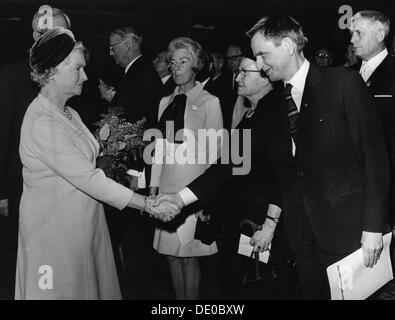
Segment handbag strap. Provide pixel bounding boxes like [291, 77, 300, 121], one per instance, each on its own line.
[250, 249, 276, 279]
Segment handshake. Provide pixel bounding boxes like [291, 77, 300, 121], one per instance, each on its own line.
[143, 192, 185, 222]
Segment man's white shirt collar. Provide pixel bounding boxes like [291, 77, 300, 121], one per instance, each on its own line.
[125, 55, 142, 74]
[285, 59, 310, 96]
[284, 59, 310, 156]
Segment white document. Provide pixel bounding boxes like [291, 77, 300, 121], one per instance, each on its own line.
[176, 214, 197, 246]
[327, 232, 393, 300]
[238, 234, 270, 264]
[126, 168, 146, 189]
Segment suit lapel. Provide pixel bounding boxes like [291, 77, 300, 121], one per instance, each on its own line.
[365, 54, 390, 87]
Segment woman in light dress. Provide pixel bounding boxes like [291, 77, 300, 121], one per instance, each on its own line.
[150, 37, 223, 299]
[16, 27, 177, 300]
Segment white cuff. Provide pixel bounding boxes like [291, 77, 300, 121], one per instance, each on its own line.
[178, 188, 198, 206]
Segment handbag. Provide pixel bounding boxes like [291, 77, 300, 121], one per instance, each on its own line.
[239, 219, 279, 300]
[194, 211, 222, 245]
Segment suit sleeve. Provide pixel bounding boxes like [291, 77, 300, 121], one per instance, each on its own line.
[0, 66, 15, 199]
[30, 117, 134, 210]
[344, 71, 390, 232]
[188, 96, 282, 208]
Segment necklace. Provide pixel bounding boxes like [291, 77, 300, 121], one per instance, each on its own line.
[58, 106, 72, 120]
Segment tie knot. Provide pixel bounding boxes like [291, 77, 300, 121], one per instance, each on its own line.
[283, 83, 293, 97]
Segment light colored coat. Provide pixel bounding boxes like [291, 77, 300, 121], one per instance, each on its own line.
[152, 83, 223, 257]
[16, 94, 133, 299]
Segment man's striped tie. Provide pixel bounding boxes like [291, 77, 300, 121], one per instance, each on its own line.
[284, 83, 299, 143]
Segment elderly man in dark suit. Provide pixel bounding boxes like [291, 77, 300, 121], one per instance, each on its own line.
[152, 50, 176, 97]
[350, 9, 395, 300]
[0, 5, 70, 298]
[155, 16, 390, 300]
[108, 26, 164, 299]
[350, 11, 395, 219]
[109, 26, 164, 128]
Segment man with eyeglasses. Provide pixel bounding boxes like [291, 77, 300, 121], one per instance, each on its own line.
[108, 26, 164, 299]
[152, 50, 176, 96]
[313, 48, 333, 67]
[0, 5, 71, 298]
[109, 26, 163, 129]
[214, 43, 243, 131]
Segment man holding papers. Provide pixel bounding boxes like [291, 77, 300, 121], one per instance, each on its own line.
[155, 16, 391, 300]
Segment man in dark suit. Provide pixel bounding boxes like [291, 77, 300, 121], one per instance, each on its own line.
[205, 51, 235, 130]
[248, 15, 390, 300]
[153, 50, 176, 97]
[0, 6, 70, 298]
[350, 10, 395, 219]
[350, 10, 395, 300]
[156, 16, 390, 300]
[109, 26, 164, 128]
[108, 26, 164, 299]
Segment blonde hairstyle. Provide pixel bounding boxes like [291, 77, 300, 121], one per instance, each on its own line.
[167, 37, 202, 71]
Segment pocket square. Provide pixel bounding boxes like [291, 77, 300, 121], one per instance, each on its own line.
[374, 95, 392, 98]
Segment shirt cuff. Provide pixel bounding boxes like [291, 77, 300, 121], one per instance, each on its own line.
[178, 188, 198, 206]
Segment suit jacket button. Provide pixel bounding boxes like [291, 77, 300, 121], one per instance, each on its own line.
[297, 171, 304, 177]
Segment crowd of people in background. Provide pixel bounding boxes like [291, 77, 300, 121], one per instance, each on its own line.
[0, 4, 394, 300]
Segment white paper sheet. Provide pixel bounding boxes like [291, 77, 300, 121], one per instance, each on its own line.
[237, 234, 270, 264]
[327, 232, 393, 300]
[126, 168, 146, 189]
[176, 214, 197, 246]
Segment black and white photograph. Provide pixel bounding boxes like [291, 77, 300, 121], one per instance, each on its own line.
[0, 0, 394, 306]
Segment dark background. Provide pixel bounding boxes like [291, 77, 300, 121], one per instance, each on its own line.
[0, 0, 394, 67]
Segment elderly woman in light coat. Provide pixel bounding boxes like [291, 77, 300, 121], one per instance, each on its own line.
[150, 37, 223, 300]
[16, 28, 177, 300]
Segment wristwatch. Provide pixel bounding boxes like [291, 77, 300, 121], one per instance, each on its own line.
[266, 215, 279, 223]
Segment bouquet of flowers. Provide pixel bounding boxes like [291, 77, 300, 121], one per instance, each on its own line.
[93, 107, 147, 188]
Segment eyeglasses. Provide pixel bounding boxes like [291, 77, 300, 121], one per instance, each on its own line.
[315, 53, 329, 59]
[109, 40, 124, 52]
[238, 69, 261, 77]
[226, 54, 242, 61]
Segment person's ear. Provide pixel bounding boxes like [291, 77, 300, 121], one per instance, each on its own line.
[33, 31, 40, 41]
[282, 37, 296, 56]
[376, 28, 386, 43]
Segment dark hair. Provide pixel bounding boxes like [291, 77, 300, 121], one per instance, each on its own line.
[246, 16, 308, 52]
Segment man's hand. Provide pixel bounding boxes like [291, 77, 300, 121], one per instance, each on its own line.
[250, 220, 276, 253]
[0, 199, 8, 217]
[150, 200, 180, 222]
[154, 193, 185, 211]
[361, 231, 383, 268]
